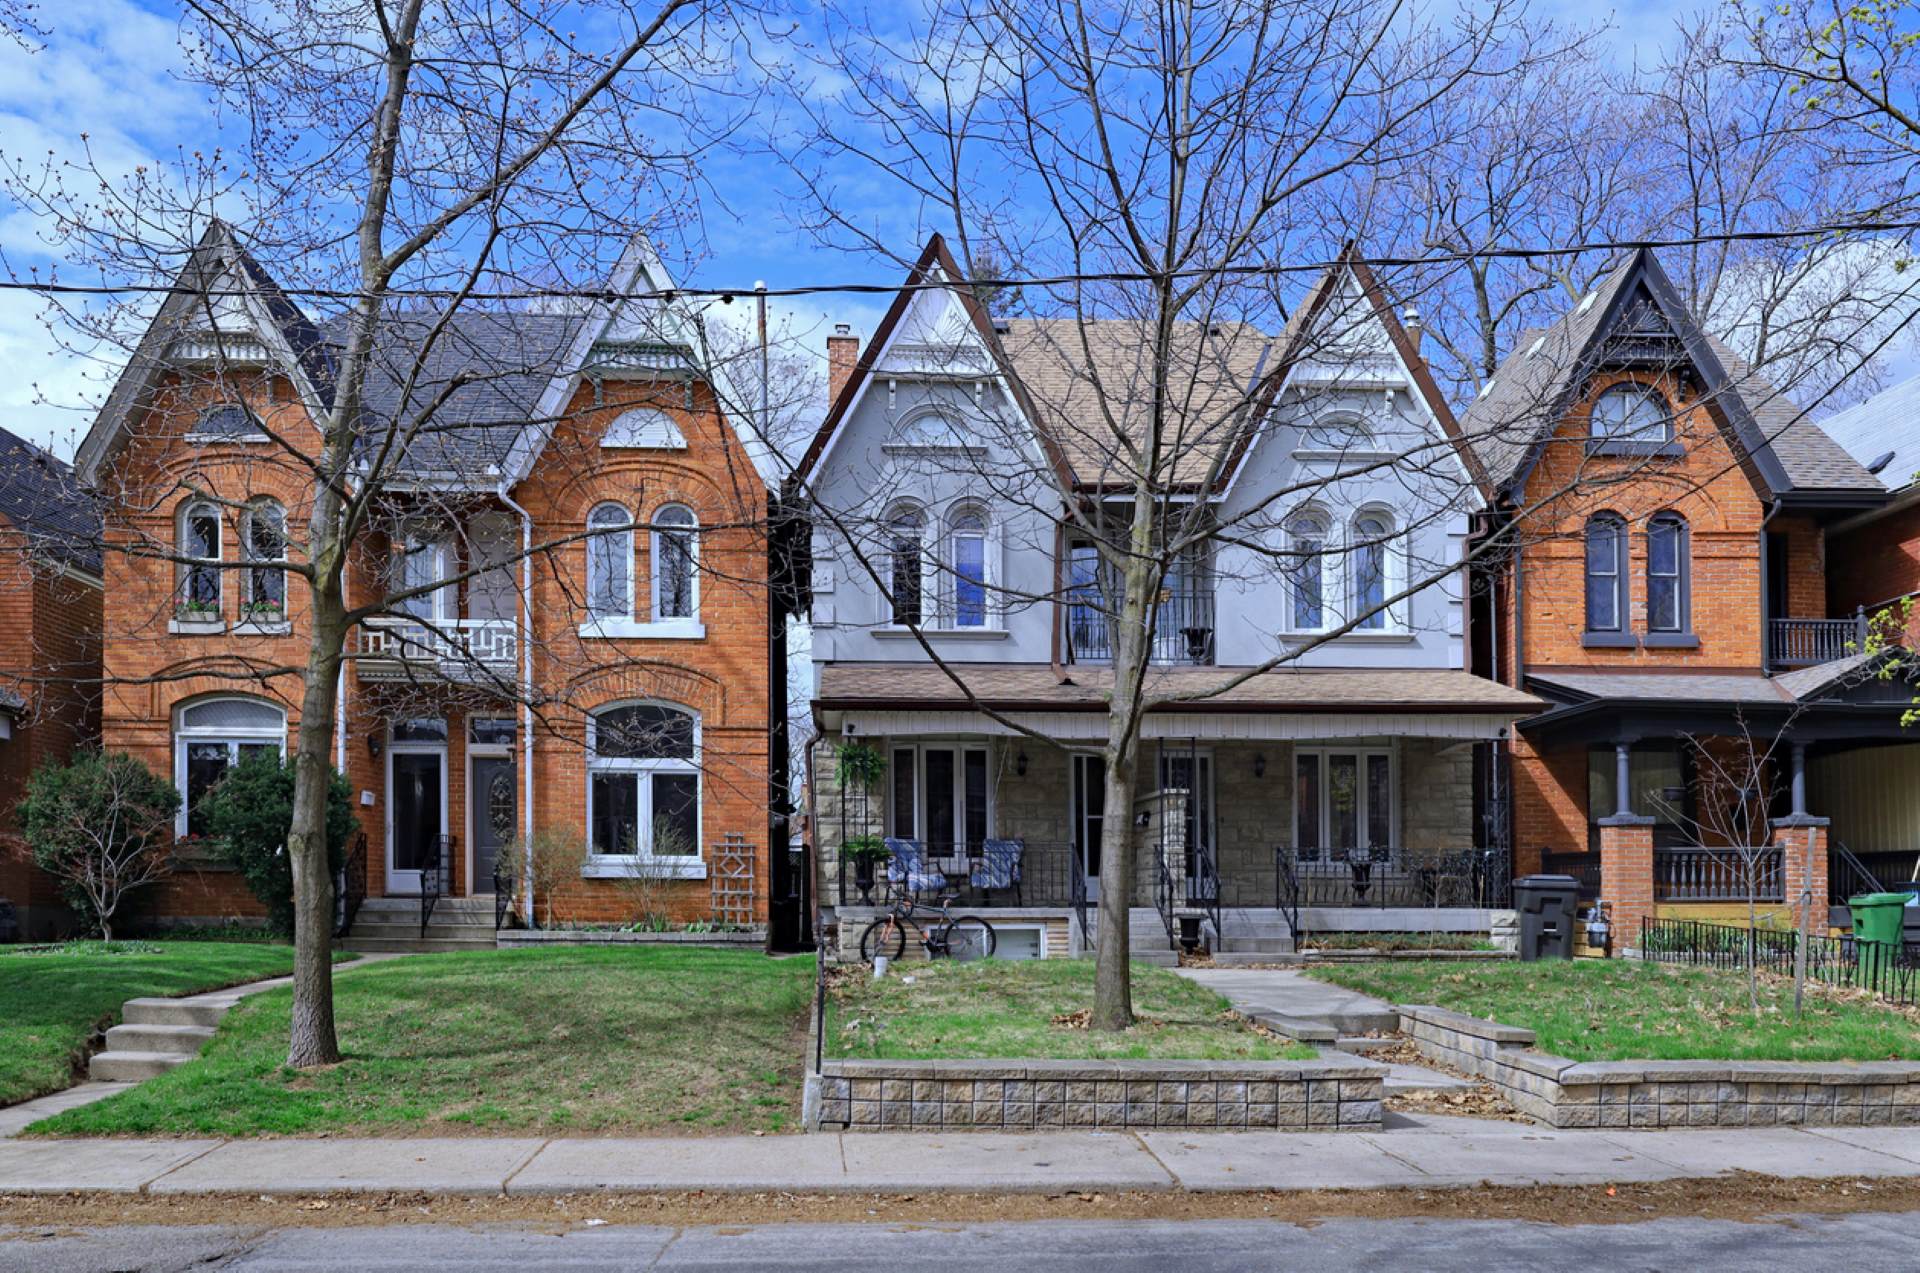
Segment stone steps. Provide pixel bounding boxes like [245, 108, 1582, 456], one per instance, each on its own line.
[122, 996, 231, 1029]
[89, 1051, 194, 1083]
[336, 935, 498, 954]
[342, 895, 502, 952]
[102, 1023, 215, 1056]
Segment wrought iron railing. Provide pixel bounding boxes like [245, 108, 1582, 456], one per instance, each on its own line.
[420, 834, 453, 936]
[1068, 842, 1094, 951]
[1066, 589, 1216, 666]
[1274, 847, 1301, 947]
[831, 840, 1081, 907]
[492, 855, 515, 931]
[1541, 850, 1602, 900]
[1190, 841, 1222, 946]
[1831, 847, 1920, 905]
[1640, 916, 1918, 1008]
[333, 833, 367, 939]
[1152, 845, 1177, 943]
[1767, 613, 1865, 668]
[1653, 846, 1782, 902]
[1274, 846, 1512, 910]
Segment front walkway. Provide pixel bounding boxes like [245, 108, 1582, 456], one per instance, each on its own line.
[2, 1124, 1920, 1194]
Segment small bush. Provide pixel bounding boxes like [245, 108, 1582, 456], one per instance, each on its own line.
[15, 750, 180, 940]
[199, 750, 358, 937]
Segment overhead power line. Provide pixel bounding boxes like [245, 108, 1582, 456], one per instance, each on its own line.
[2, 216, 1919, 304]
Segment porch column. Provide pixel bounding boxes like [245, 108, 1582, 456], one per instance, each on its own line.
[1598, 743, 1655, 954]
[1774, 813, 1830, 936]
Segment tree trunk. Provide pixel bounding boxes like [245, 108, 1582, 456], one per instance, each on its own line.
[286, 586, 349, 1067]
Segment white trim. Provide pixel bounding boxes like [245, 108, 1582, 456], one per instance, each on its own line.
[884, 740, 994, 850]
[650, 503, 700, 623]
[1291, 742, 1400, 851]
[584, 700, 705, 868]
[172, 696, 288, 836]
[602, 407, 688, 449]
[871, 626, 1008, 642]
[385, 726, 449, 895]
[579, 617, 707, 640]
[841, 709, 1517, 742]
[586, 501, 636, 622]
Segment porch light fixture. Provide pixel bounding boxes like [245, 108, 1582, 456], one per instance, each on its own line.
[1016, 750, 1028, 777]
[1253, 752, 1266, 778]
[367, 734, 383, 759]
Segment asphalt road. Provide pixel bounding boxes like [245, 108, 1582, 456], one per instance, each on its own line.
[4, 1213, 1919, 1272]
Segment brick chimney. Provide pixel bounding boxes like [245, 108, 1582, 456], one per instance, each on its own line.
[827, 323, 860, 404]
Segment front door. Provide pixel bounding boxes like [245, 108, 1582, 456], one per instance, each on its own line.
[470, 756, 514, 895]
[388, 750, 444, 894]
[1071, 753, 1105, 901]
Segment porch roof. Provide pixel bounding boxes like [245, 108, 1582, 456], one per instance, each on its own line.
[815, 662, 1539, 742]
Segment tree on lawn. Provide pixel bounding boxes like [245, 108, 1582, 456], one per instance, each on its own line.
[15, 751, 180, 941]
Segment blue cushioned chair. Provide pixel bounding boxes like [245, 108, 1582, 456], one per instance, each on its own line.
[883, 837, 947, 898]
[971, 838, 1024, 905]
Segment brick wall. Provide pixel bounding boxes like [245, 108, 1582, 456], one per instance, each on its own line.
[1829, 500, 1920, 643]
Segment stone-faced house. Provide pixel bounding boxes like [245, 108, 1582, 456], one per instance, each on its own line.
[0, 427, 103, 939]
[1457, 247, 1910, 946]
[795, 235, 1536, 961]
[75, 221, 796, 945]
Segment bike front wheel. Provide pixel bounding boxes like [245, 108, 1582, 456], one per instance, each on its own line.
[941, 916, 997, 962]
[859, 916, 908, 963]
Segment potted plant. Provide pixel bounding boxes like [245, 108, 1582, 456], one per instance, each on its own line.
[241, 599, 286, 624]
[843, 834, 888, 904]
[175, 597, 219, 622]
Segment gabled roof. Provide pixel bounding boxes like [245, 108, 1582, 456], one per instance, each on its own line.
[0, 425, 101, 574]
[1456, 248, 1884, 508]
[1817, 371, 1920, 494]
[77, 220, 335, 487]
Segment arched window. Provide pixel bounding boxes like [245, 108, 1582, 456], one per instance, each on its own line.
[587, 702, 700, 862]
[173, 696, 286, 836]
[1287, 511, 1327, 632]
[1351, 511, 1392, 631]
[651, 504, 698, 621]
[178, 501, 222, 619]
[948, 504, 989, 628]
[601, 408, 686, 450]
[243, 500, 286, 619]
[1589, 383, 1673, 445]
[190, 403, 262, 440]
[886, 504, 926, 626]
[1585, 514, 1627, 633]
[586, 502, 633, 621]
[1646, 513, 1689, 634]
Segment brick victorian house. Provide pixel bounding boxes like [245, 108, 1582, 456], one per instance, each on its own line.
[0, 427, 104, 939]
[74, 221, 796, 942]
[1459, 247, 1913, 946]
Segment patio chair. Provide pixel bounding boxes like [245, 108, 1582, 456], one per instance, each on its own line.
[882, 837, 948, 898]
[971, 838, 1025, 905]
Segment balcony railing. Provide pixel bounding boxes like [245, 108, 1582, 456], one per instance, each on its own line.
[353, 617, 518, 679]
[1653, 846, 1783, 902]
[1768, 612, 1866, 668]
[1066, 589, 1215, 666]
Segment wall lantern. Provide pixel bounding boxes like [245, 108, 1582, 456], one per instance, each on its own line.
[1253, 752, 1266, 778]
[367, 734, 384, 759]
[1015, 750, 1028, 777]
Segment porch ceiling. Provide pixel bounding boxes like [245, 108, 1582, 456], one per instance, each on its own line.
[833, 707, 1520, 741]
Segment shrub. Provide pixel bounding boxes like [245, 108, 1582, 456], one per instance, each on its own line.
[200, 750, 359, 937]
[497, 826, 590, 928]
[15, 751, 180, 940]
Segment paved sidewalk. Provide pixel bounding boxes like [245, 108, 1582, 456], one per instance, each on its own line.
[2, 1120, 1919, 1196]
[1173, 966, 1398, 1032]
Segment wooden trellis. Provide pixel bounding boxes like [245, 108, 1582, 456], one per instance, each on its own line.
[710, 832, 756, 927]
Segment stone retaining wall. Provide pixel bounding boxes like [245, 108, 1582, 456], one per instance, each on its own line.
[813, 1057, 1386, 1132]
[1401, 1004, 1920, 1128]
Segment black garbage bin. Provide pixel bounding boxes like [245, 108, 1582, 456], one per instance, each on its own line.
[1513, 873, 1578, 961]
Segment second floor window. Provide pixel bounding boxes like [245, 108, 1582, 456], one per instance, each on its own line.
[394, 533, 449, 621]
[949, 506, 988, 627]
[1351, 512, 1391, 631]
[587, 502, 634, 620]
[1589, 383, 1673, 446]
[1585, 514, 1626, 633]
[179, 501, 222, 616]
[243, 501, 286, 617]
[1287, 512, 1327, 631]
[888, 506, 925, 626]
[1647, 513, 1688, 633]
[652, 504, 698, 621]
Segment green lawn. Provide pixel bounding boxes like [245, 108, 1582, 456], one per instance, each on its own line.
[829, 959, 1318, 1061]
[0, 941, 306, 1107]
[1304, 959, 1920, 1062]
[33, 946, 813, 1137]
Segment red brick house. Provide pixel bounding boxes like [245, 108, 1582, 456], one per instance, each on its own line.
[1459, 248, 1911, 946]
[0, 426, 104, 939]
[73, 222, 797, 944]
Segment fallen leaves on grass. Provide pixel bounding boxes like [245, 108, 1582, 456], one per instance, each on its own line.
[1052, 1010, 1090, 1030]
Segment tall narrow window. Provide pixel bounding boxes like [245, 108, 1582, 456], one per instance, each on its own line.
[1066, 541, 1108, 659]
[243, 501, 286, 618]
[395, 533, 447, 621]
[586, 502, 633, 620]
[887, 506, 926, 626]
[1287, 512, 1326, 631]
[1647, 513, 1688, 633]
[1351, 512, 1390, 630]
[950, 507, 988, 627]
[651, 504, 697, 620]
[1585, 515, 1625, 633]
[179, 502, 222, 617]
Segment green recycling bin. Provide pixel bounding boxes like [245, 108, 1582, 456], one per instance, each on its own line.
[1849, 892, 1909, 990]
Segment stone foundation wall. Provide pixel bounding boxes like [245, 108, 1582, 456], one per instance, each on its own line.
[814, 1057, 1386, 1132]
[1402, 1005, 1920, 1128]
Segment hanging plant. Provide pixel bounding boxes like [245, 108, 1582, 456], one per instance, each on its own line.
[842, 834, 890, 863]
[836, 742, 885, 791]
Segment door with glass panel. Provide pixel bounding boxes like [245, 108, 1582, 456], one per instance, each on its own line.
[386, 720, 447, 893]
[1294, 748, 1393, 860]
[1071, 753, 1105, 901]
[889, 744, 988, 870]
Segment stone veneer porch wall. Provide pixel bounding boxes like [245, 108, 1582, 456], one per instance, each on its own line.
[813, 1056, 1387, 1132]
[1402, 1005, 1920, 1128]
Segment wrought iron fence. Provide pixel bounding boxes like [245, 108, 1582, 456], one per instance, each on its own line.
[492, 856, 515, 931]
[1274, 846, 1511, 946]
[419, 834, 453, 935]
[1831, 848, 1920, 905]
[1639, 915, 1918, 1008]
[1653, 846, 1783, 903]
[1541, 850, 1602, 900]
[333, 833, 367, 939]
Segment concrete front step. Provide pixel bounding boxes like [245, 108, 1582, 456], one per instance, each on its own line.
[346, 918, 499, 939]
[102, 1023, 215, 1056]
[1206, 952, 1302, 967]
[336, 936, 499, 954]
[89, 1051, 193, 1082]
[1214, 937, 1296, 954]
[121, 997, 230, 1028]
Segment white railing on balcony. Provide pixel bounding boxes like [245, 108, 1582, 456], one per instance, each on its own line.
[354, 618, 518, 674]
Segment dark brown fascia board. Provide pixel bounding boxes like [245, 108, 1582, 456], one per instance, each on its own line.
[813, 695, 1539, 715]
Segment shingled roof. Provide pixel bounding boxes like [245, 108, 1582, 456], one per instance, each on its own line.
[0, 425, 101, 573]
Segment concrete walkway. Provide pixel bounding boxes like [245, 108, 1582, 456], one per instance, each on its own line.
[1173, 966, 1399, 1035]
[2, 1121, 1920, 1195]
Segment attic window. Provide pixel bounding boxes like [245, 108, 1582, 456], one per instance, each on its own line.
[602, 408, 686, 450]
[190, 404, 264, 440]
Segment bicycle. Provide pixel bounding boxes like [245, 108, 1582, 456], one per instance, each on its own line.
[859, 890, 997, 963]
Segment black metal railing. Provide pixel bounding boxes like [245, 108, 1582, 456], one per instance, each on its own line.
[1541, 850, 1602, 900]
[1768, 612, 1866, 668]
[1831, 848, 1920, 905]
[1068, 842, 1094, 951]
[493, 856, 515, 931]
[420, 834, 453, 936]
[832, 840, 1083, 908]
[1066, 589, 1216, 666]
[1152, 846, 1177, 943]
[1274, 846, 1512, 910]
[1640, 916, 1918, 1008]
[1190, 842, 1222, 945]
[1653, 846, 1783, 902]
[334, 833, 367, 939]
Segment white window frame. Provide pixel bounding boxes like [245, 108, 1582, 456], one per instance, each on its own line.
[585, 501, 636, 622]
[650, 503, 701, 627]
[394, 530, 452, 622]
[945, 503, 993, 629]
[176, 500, 224, 626]
[886, 740, 993, 858]
[172, 696, 287, 836]
[185, 402, 269, 443]
[583, 701, 706, 878]
[1292, 744, 1398, 855]
[882, 502, 930, 629]
[1284, 510, 1330, 635]
[240, 499, 289, 629]
[1348, 507, 1404, 633]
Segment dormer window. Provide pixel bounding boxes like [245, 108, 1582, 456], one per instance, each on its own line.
[1589, 383, 1673, 448]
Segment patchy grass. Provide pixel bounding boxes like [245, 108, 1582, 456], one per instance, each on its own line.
[1304, 959, 1920, 1062]
[32, 946, 811, 1137]
[0, 941, 307, 1107]
[1301, 933, 1496, 953]
[828, 959, 1318, 1061]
